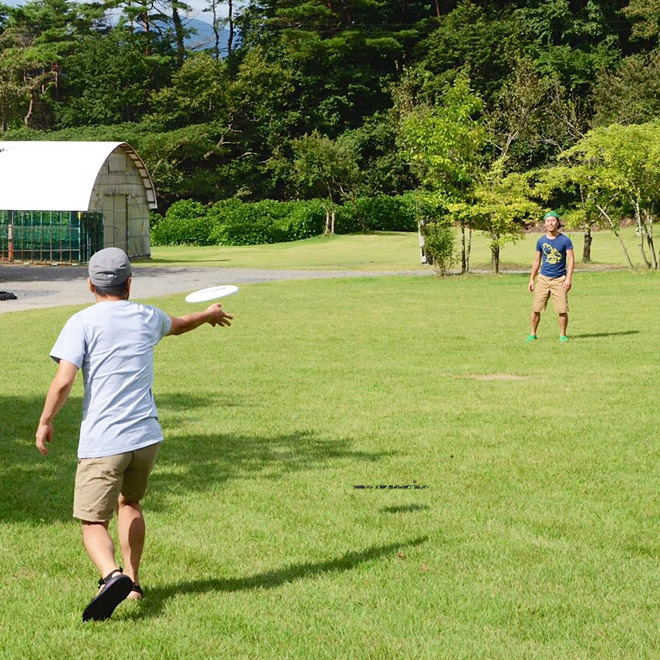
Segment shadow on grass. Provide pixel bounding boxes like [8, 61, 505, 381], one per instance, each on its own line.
[381, 504, 430, 514]
[139, 258, 232, 265]
[1, 392, 389, 523]
[569, 330, 640, 339]
[125, 536, 428, 621]
[1, 394, 82, 523]
[148, 427, 388, 513]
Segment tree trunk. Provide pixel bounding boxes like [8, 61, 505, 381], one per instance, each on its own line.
[491, 243, 500, 274]
[172, 3, 185, 67]
[211, 0, 221, 60]
[52, 62, 60, 102]
[582, 224, 592, 262]
[597, 204, 634, 268]
[227, 0, 234, 57]
[24, 90, 35, 127]
[635, 205, 651, 268]
[466, 226, 472, 273]
[323, 205, 331, 235]
[643, 210, 657, 269]
[143, 11, 151, 56]
[460, 223, 472, 273]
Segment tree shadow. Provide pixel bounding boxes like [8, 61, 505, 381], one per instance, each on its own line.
[1, 392, 389, 523]
[148, 427, 388, 513]
[1, 394, 83, 523]
[569, 330, 640, 339]
[0, 265, 88, 283]
[122, 536, 429, 621]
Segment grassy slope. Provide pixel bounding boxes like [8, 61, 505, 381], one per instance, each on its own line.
[2, 266, 660, 658]
[141, 226, 643, 271]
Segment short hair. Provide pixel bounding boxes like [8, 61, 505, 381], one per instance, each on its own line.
[93, 278, 130, 299]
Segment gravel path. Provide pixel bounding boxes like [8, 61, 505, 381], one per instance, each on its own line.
[0, 264, 430, 314]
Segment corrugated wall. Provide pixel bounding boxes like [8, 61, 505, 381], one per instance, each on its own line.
[89, 147, 151, 258]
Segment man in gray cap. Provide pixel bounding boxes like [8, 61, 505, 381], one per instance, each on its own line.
[35, 247, 232, 622]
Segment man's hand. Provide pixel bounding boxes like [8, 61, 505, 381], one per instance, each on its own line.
[168, 304, 234, 335]
[206, 303, 233, 327]
[35, 359, 77, 455]
[528, 279, 535, 292]
[564, 279, 572, 292]
[36, 422, 54, 455]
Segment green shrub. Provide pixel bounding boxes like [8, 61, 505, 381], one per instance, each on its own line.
[149, 196, 414, 247]
[209, 200, 285, 245]
[151, 199, 217, 246]
[208, 199, 325, 246]
[281, 200, 326, 240]
[421, 221, 456, 275]
[335, 195, 418, 234]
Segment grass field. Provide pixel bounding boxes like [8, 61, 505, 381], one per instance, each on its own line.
[3, 250, 660, 657]
[142, 225, 644, 271]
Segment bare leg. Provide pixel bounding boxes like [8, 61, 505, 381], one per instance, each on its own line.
[118, 495, 145, 599]
[81, 521, 120, 579]
[530, 311, 541, 336]
[559, 313, 568, 337]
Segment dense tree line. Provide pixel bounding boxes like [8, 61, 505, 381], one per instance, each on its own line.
[2, 0, 660, 268]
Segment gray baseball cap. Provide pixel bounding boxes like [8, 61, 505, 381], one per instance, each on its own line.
[88, 248, 132, 287]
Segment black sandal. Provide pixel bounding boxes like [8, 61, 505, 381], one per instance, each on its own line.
[82, 569, 133, 622]
[131, 583, 144, 597]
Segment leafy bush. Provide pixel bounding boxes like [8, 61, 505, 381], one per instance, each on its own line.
[209, 200, 285, 245]
[421, 221, 456, 275]
[208, 199, 325, 245]
[281, 200, 326, 240]
[335, 195, 418, 234]
[151, 199, 217, 246]
[412, 193, 455, 275]
[149, 196, 414, 247]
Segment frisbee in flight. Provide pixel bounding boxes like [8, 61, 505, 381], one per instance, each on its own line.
[185, 285, 239, 303]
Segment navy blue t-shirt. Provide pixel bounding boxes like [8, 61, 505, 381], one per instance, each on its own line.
[536, 233, 573, 278]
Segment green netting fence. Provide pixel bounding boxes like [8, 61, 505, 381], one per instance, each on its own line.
[0, 211, 103, 263]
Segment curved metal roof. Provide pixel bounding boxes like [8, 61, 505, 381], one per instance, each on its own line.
[0, 141, 157, 211]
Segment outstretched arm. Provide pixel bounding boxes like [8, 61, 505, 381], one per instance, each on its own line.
[167, 303, 233, 336]
[36, 359, 78, 455]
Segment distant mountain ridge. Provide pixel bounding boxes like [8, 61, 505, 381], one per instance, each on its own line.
[185, 18, 233, 54]
[1, 0, 232, 55]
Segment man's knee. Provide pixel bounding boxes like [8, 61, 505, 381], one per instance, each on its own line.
[118, 494, 141, 510]
[82, 520, 110, 529]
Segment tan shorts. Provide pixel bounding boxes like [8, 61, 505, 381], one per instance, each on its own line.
[73, 442, 160, 522]
[533, 274, 569, 314]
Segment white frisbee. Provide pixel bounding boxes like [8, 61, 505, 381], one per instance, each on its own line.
[185, 284, 239, 303]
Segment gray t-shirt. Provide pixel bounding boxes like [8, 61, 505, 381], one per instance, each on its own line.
[50, 300, 172, 459]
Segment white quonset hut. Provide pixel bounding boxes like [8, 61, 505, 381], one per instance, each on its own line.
[0, 141, 157, 263]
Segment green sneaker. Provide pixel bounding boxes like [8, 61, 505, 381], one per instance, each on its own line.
[559, 335, 569, 343]
[525, 334, 537, 342]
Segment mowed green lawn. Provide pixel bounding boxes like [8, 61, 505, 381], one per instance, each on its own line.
[142, 225, 643, 271]
[2, 266, 660, 658]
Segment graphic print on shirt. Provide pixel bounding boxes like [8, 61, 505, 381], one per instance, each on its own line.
[542, 243, 562, 264]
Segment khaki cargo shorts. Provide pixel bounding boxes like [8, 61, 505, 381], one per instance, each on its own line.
[73, 442, 160, 522]
[533, 274, 569, 314]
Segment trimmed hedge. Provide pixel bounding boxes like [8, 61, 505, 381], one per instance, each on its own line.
[150, 195, 417, 247]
